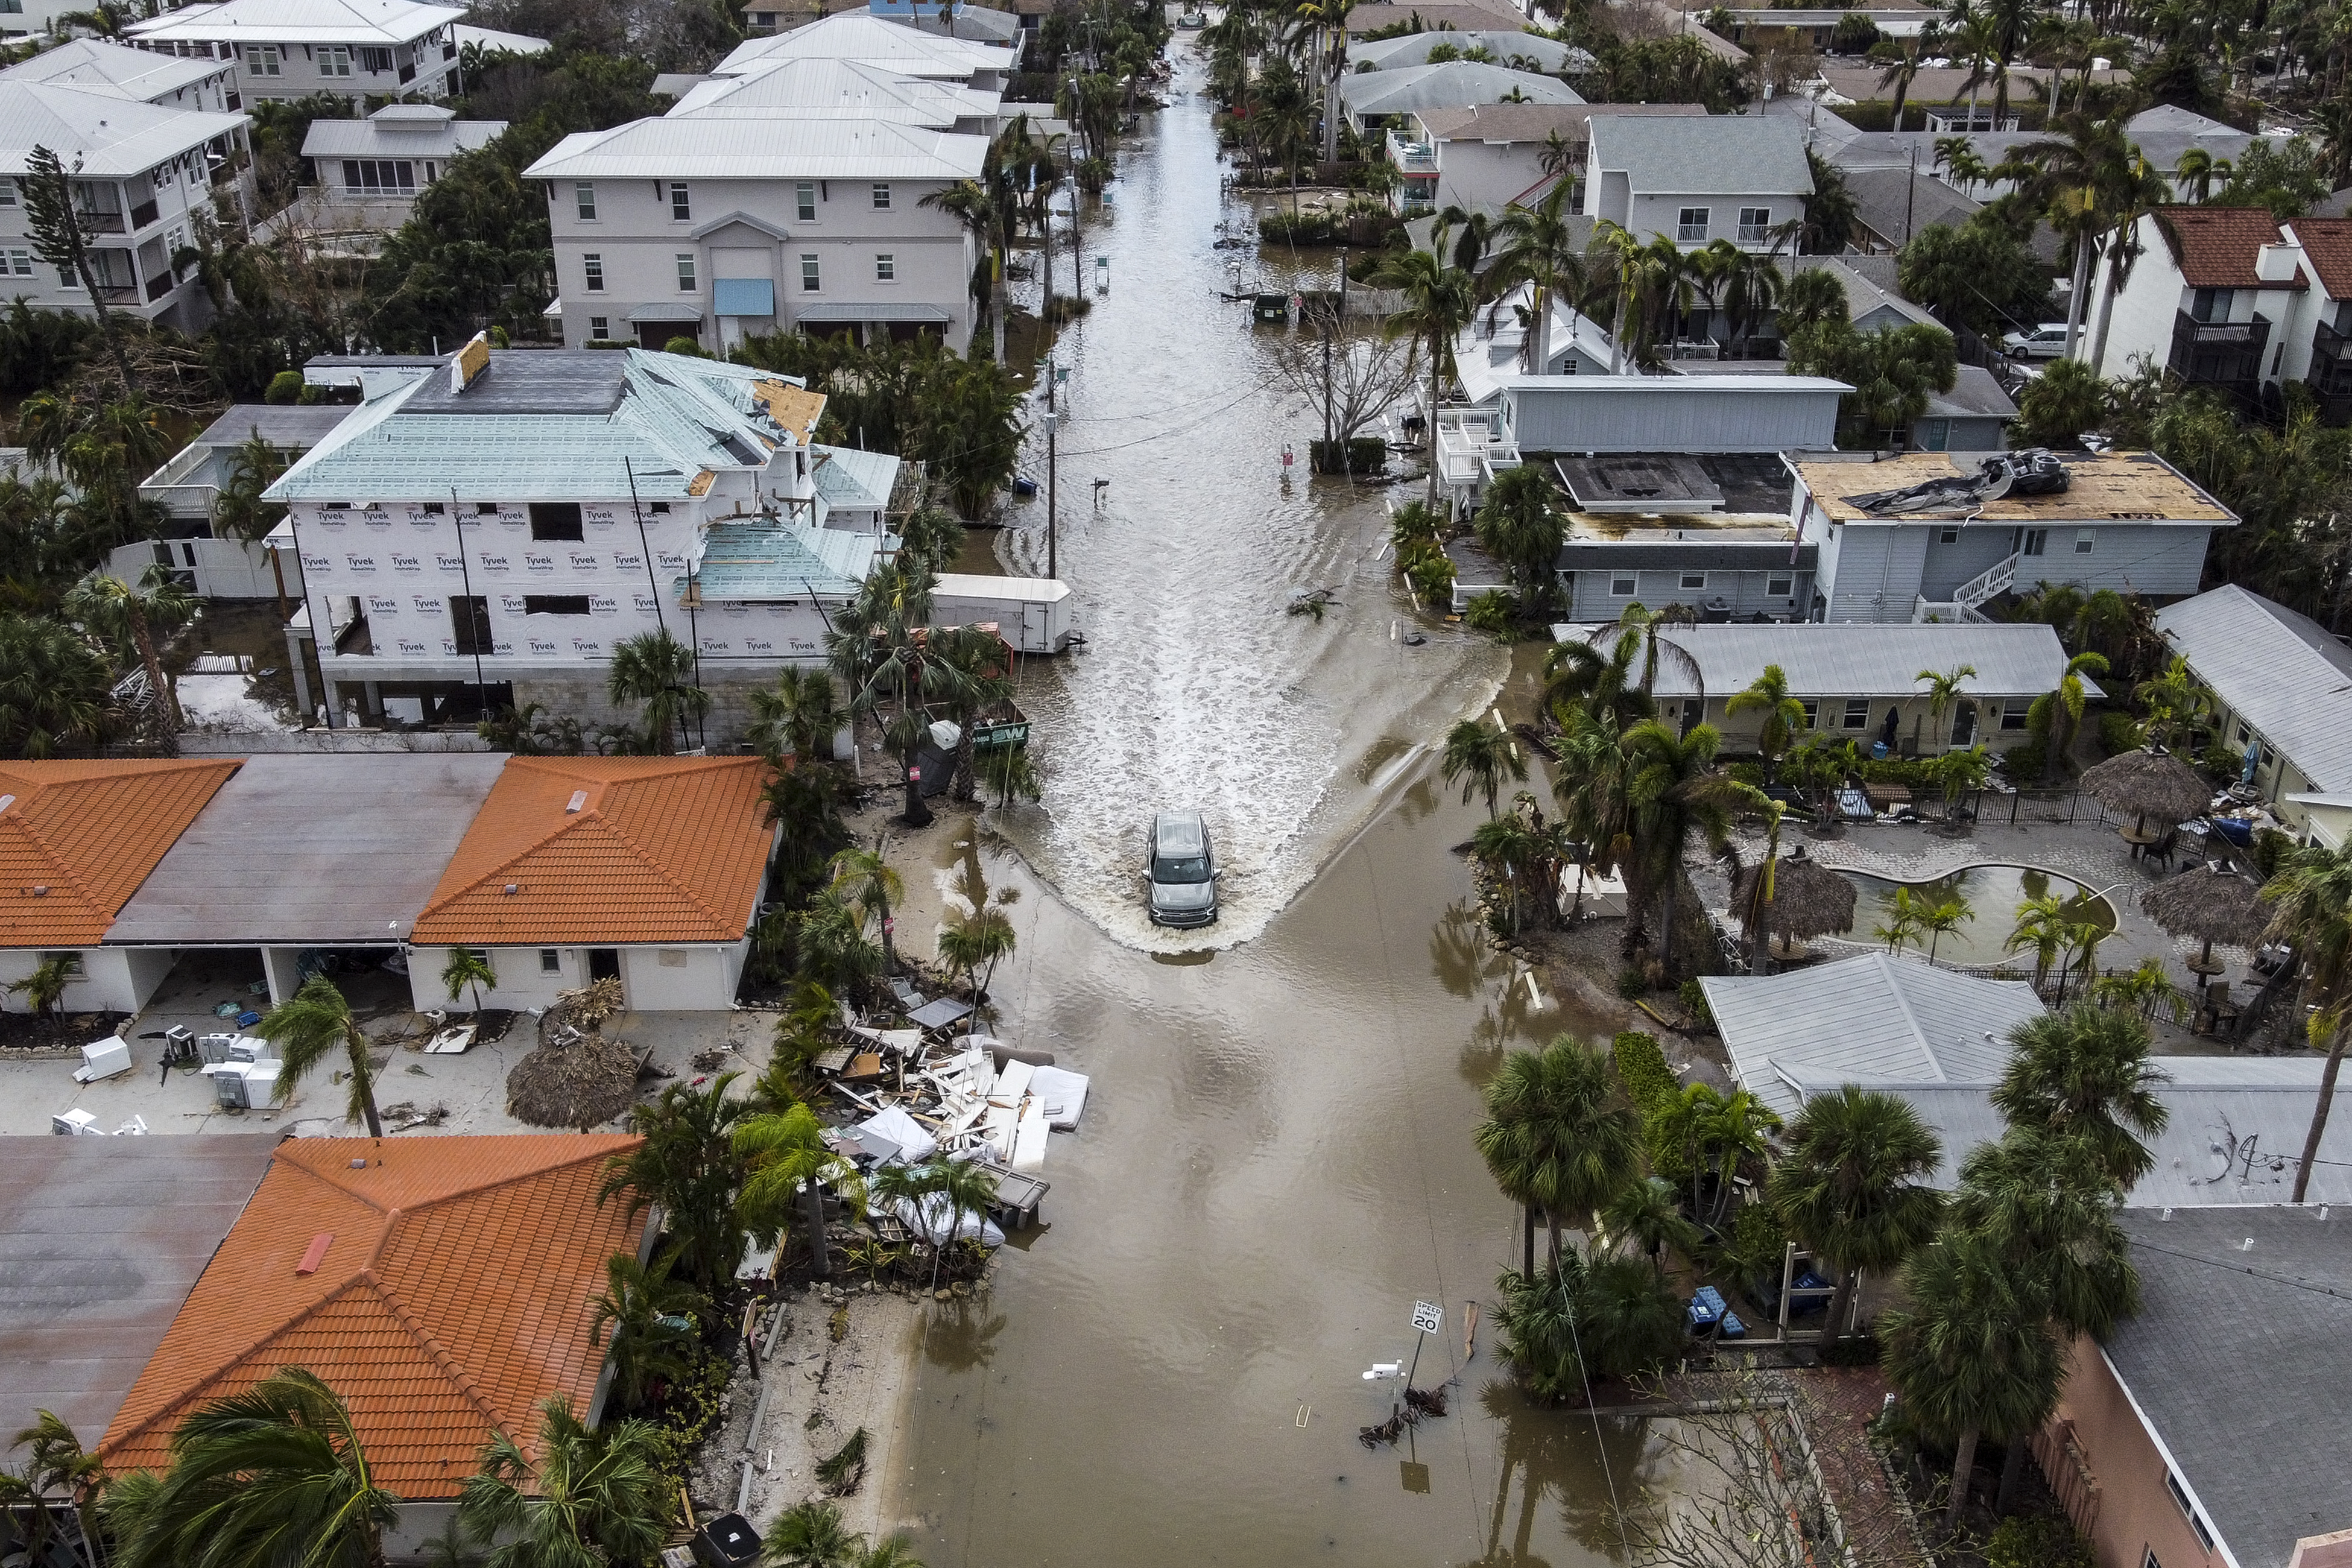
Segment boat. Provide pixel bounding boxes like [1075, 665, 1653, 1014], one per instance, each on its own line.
[1177, 9, 1206, 26]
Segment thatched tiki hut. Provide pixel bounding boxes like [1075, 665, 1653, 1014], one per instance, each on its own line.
[1731, 845, 1859, 968]
[2142, 864, 2269, 973]
[2081, 748, 2211, 838]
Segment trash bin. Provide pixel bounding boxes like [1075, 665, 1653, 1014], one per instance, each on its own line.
[1871, 741, 1889, 760]
[691, 1514, 761, 1568]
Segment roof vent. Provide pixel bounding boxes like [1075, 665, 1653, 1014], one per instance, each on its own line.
[27, 886, 46, 897]
[296, 1233, 334, 1276]
[0, 793, 15, 814]
[2242, 1237, 2256, 1251]
[504, 883, 521, 896]
[349, 1159, 367, 1170]
[566, 789, 589, 814]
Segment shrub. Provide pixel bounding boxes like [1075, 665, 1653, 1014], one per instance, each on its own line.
[488, 324, 511, 348]
[2197, 740, 2243, 780]
[1611, 1030, 1677, 1113]
[1984, 1514, 2096, 1568]
[2254, 826, 2295, 878]
[2000, 741, 2046, 781]
[1309, 435, 1388, 475]
[1718, 1197, 1789, 1288]
[663, 335, 709, 358]
[1464, 589, 1517, 637]
[1678, 979, 1713, 1028]
[1858, 756, 1938, 789]
[1725, 760, 1765, 786]
[2097, 709, 2143, 755]
[1616, 966, 1649, 1001]
[265, 369, 305, 404]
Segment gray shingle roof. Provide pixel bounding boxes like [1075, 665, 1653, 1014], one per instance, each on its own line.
[1557, 621, 2085, 700]
[1699, 951, 2044, 1120]
[2105, 1206, 2352, 1568]
[1926, 363, 2018, 420]
[1585, 113, 1811, 195]
[2157, 584, 2352, 792]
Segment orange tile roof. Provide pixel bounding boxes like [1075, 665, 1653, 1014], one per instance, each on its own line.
[0, 760, 240, 946]
[2154, 206, 2307, 291]
[98, 1134, 643, 1497]
[409, 756, 774, 946]
[2294, 218, 2352, 299]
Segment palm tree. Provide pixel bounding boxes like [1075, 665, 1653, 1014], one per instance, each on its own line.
[3, 1412, 103, 1568]
[766, 1500, 927, 1568]
[927, 624, 1014, 801]
[1487, 180, 1589, 375]
[926, 1156, 999, 1289]
[829, 840, 905, 973]
[1993, 1004, 2169, 1189]
[764, 765, 850, 897]
[2132, 656, 2211, 751]
[921, 179, 1007, 363]
[937, 905, 1016, 999]
[2006, 892, 2070, 991]
[1475, 464, 1565, 609]
[105, 1368, 399, 1568]
[441, 947, 495, 1014]
[1914, 663, 1976, 753]
[2020, 111, 2135, 359]
[1622, 718, 1739, 975]
[1725, 663, 1806, 782]
[7, 952, 80, 1020]
[1875, 885, 1927, 955]
[2029, 651, 2110, 783]
[1541, 627, 1649, 731]
[601, 1074, 748, 1297]
[1882, 1226, 2065, 1529]
[2259, 842, 2352, 1203]
[456, 1397, 669, 1568]
[589, 1253, 702, 1412]
[63, 564, 194, 731]
[211, 432, 290, 545]
[1552, 713, 1631, 922]
[1373, 244, 1475, 510]
[1472, 812, 1542, 934]
[1918, 896, 1974, 965]
[737, 1100, 863, 1279]
[1473, 1034, 1641, 1271]
[1769, 1086, 1945, 1341]
[606, 629, 708, 754]
[256, 973, 384, 1138]
[1441, 718, 1526, 819]
[1599, 1175, 1699, 1274]
[1494, 1247, 1683, 1398]
[0, 614, 109, 758]
[747, 666, 839, 765]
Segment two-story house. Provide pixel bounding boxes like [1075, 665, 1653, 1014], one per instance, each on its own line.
[286, 102, 504, 241]
[270, 340, 899, 732]
[1580, 114, 1812, 251]
[1385, 101, 1702, 217]
[1790, 449, 2233, 624]
[126, 0, 465, 109]
[1335, 60, 1579, 139]
[1, 37, 240, 114]
[0, 80, 252, 332]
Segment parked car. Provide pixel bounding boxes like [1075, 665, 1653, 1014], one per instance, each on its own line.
[1144, 811, 1219, 926]
[2001, 323, 2072, 359]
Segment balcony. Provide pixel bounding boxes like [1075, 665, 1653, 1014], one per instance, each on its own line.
[399, 63, 416, 83]
[1385, 130, 1438, 175]
[1736, 221, 1770, 245]
[2169, 309, 2269, 411]
[1676, 223, 1707, 243]
[1435, 413, 1521, 501]
[2310, 320, 2352, 425]
[77, 209, 126, 233]
[145, 272, 174, 302]
[91, 284, 139, 305]
[130, 198, 159, 230]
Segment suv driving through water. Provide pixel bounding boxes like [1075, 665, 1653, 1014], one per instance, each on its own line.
[1145, 811, 1219, 926]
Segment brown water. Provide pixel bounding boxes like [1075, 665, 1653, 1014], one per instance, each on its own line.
[890, 42, 1671, 1564]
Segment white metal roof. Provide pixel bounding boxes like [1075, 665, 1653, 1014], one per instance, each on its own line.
[1700, 951, 2045, 1121]
[2158, 583, 2352, 792]
[667, 55, 997, 123]
[935, 571, 1069, 604]
[714, 12, 1013, 80]
[1555, 621, 2087, 701]
[0, 81, 247, 177]
[524, 115, 985, 181]
[303, 110, 503, 159]
[1335, 60, 1582, 119]
[0, 39, 228, 104]
[452, 22, 549, 54]
[128, 0, 462, 46]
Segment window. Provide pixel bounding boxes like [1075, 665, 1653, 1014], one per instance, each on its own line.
[2236, 721, 2251, 744]
[523, 595, 592, 615]
[2165, 1475, 2215, 1552]
[871, 182, 891, 209]
[589, 315, 609, 339]
[1737, 206, 1771, 243]
[575, 181, 596, 220]
[1766, 573, 1792, 597]
[422, 501, 445, 515]
[582, 253, 603, 292]
[1679, 572, 1707, 590]
[1798, 699, 1819, 729]
[2017, 527, 2048, 557]
[1677, 206, 1710, 242]
[358, 45, 392, 72]
[340, 159, 415, 195]
[650, 502, 671, 514]
[1938, 525, 1961, 544]
[0, 185, 13, 206]
[2000, 700, 2028, 730]
[318, 45, 353, 76]
[528, 503, 583, 541]
[539, 948, 561, 975]
[2074, 528, 2095, 554]
[669, 182, 691, 220]
[800, 253, 820, 292]
[1843, 698, 1869, 730]
[1610, 574, 1637, 596]
[2143, 1554, 2161, 1568]
[2189, 287, 2232, 323]
[475, 501, 499, 516]
[795, 180, 815, 221]
[875, 252, 895, 282]
[675, 252, 696, 291]
[2, 250, 28, 277]
[247, 43, 280, 75]
[450, 595, 491, 655]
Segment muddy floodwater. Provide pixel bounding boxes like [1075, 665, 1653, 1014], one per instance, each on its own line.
[890, 40, 1674, 1565]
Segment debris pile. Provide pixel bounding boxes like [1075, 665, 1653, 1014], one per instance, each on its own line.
[505, 978, 639, 1130]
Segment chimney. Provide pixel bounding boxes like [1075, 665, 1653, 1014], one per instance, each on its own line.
[2257, 239, 2303, 285]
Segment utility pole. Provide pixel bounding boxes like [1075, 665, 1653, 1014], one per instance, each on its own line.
[1045, 407, 1059, 581]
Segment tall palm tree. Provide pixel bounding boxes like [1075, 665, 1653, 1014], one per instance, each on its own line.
[747, 666, 839, 765]
[4, 1412, 103, 1568]
[63, 564, 194, 731]
[1918, 896, 1974, 965]
[736, 1101, 863, 1280]
[1725, 663, 1806, 782]
[2020, 111, 2137, 360]
[441, 947, 495, 1015]
[1993, 1004, 2169, 1189]
[1474, 464, 1565, 608]
[1473, 1034, 1641, 1271]
[1487, 180, 1589, 376]
[1622, 718, 1738, 975]
[2006, 892, 2070, 992]
[1373, 244, 1475, 510]
[1441, 717, 1526, 818]
[926, 624, 1014, 801]
[1551, 712, 1631, 922]
[828, 840, 905, 973]
[456, 1397, 669, 1568]
[0, 613, 109, 758]
[589, 1253, 702, 1414]
[257, 973, 384, 1138]
[1768, 1086, 1944, 1339]
[601, 1074, 748, 1297]
[104, 1368, 399, 1568]
[1882, 1226, 2064, 1529]
[924, 1157, 1000, 1290]
[2260, 842, 2352, 1203]
[2030, 650, 2110, 785]
[1541, 627, 1649, 731]
[605, 629, 707, 754]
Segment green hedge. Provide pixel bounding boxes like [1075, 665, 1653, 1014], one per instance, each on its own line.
[1984, 1515, 2095, 1568]
[1613, 1030, 1677, 1116]
[1309, 435, 1387, 475]
[2098, 709, 2144, 755]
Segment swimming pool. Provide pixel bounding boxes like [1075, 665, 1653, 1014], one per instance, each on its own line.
[1837, 864, 2118, 970]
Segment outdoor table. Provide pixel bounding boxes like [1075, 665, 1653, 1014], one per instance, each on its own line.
[906, 997, 976, 1032]
[2120, 823, 2166, 858]
[2184, 952, 2227, 980]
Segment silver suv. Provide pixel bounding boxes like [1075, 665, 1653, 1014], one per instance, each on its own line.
[1145, 811, 1219, 926]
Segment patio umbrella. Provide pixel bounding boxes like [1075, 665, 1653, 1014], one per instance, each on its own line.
[2079, 748, 2211, 837]
[2141, 864, 2269, 972]
[505, 1031, 639, 1130]
[1731, 845, 1858, 958]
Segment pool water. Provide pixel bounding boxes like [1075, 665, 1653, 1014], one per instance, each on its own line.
[1839, 864, 2118, 970]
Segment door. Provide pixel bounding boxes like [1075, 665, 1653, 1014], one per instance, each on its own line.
[1021, 599, 1045, 652]
[1950, 700, 1978, 747]
[588, 948, 621, 983]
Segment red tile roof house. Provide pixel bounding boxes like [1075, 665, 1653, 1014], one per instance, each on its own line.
[403, 754, 779, 1013]
[2087, 206, 2352, 420]
[97, 1133, 648, 1564]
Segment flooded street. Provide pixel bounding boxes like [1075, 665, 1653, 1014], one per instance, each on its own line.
[891, 43, 1668, 1564]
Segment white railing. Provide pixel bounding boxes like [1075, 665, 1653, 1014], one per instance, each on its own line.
[1954, 550, 2020, 609]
